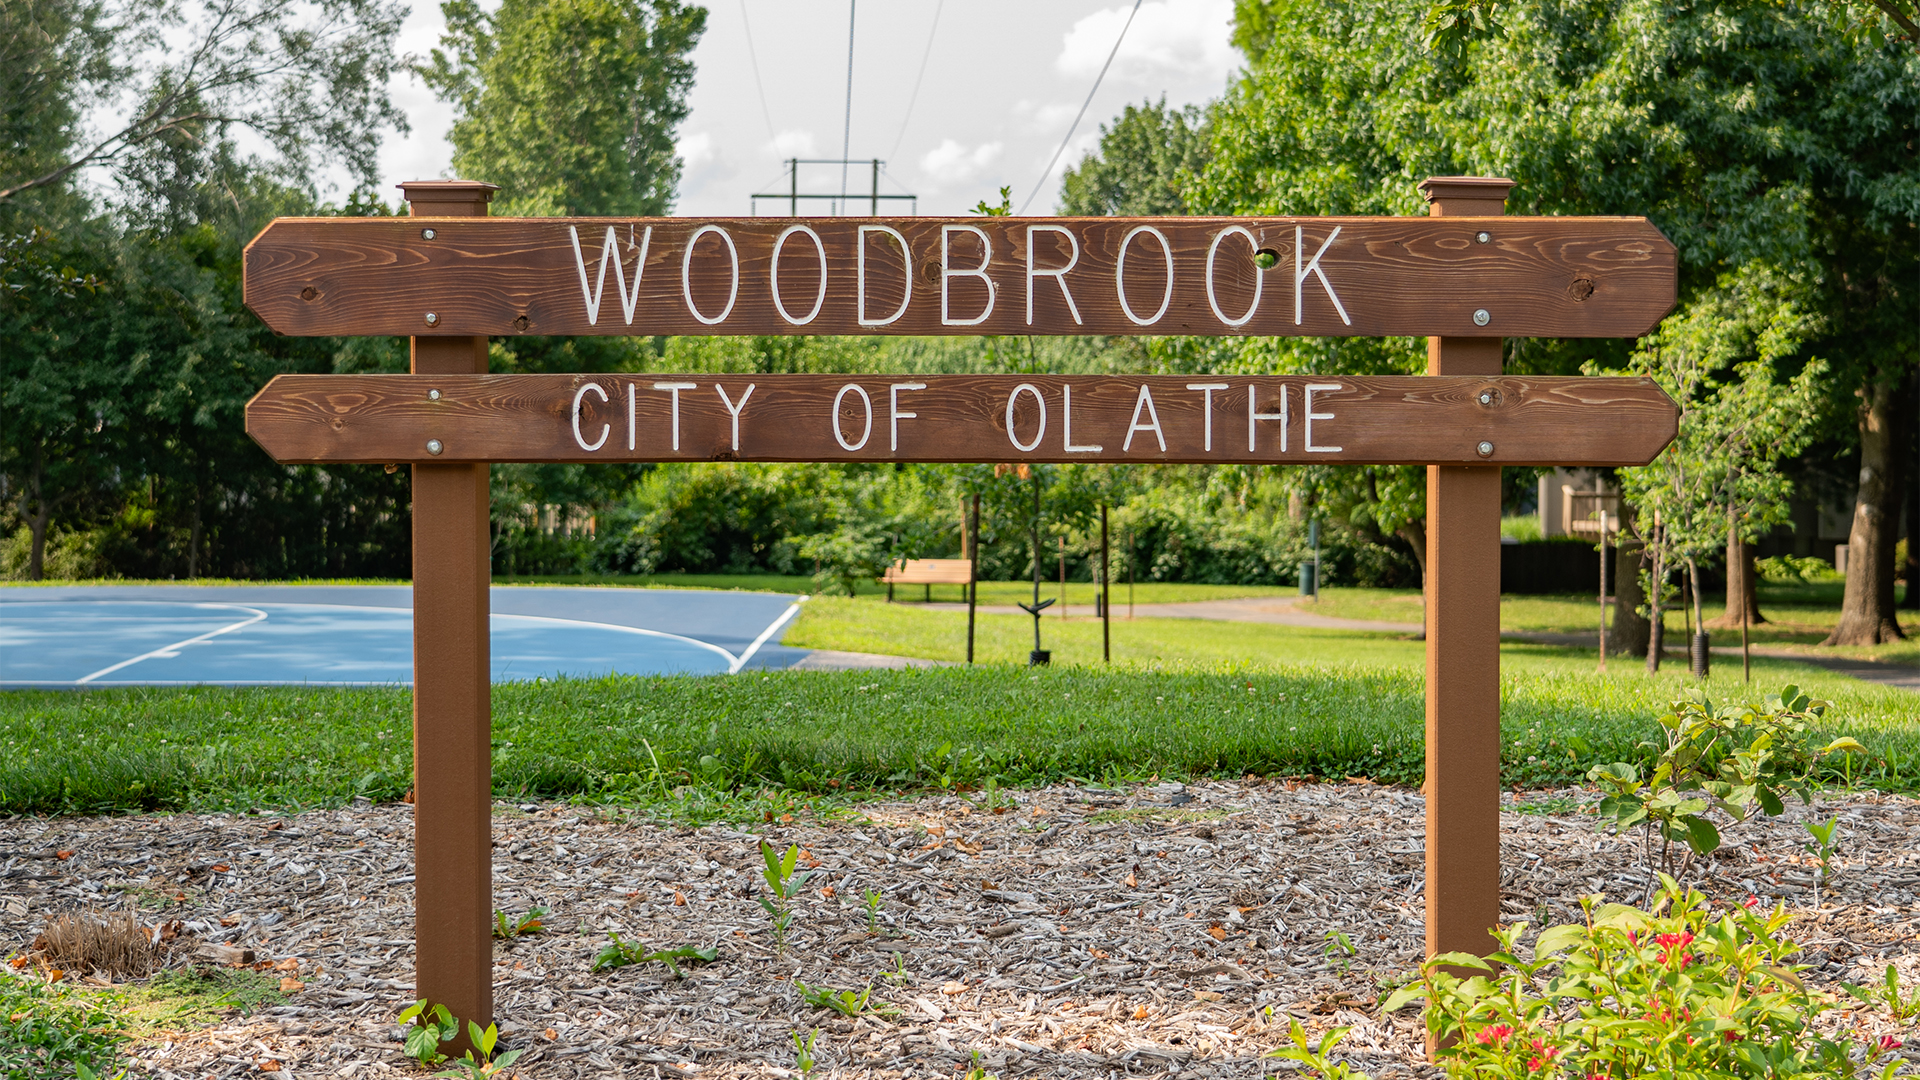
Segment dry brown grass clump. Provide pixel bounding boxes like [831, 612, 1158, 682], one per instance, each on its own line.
[31, 911, 175, 978]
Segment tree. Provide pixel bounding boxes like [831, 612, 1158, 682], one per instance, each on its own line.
[1612, 266, 1826, 671]
[1058, 98, 1210, 216]
[421, 0, 704, 218]
[0, 0, 408, 202]
[1202, 0, 1918, 614]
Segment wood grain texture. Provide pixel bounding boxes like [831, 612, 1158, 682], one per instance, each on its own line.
[245, 373, 1677, 467]
[242, 216, 1676, 339]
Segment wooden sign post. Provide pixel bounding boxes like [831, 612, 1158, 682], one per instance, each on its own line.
[242, 179, 1678, 1046]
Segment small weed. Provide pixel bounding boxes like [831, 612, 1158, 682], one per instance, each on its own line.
[794, 980, 899, 1019]
[491, 906, 548, 940]
[0, 971, 125, 1079]
[862, 888, 885, 934]
[1803, 818, 1841, 901]
[431, 1020, 522, 1079]
[881, 952, 910, 983]
[1266, 1019, 1367, 1079]
[790, 1029, 818, 1076]
[961, 1049, 999, 1080]
[1321, 929, 1355, 974]
[758, 841, 812, 951]
[397, 1000, 458, 1066]
[1845, 964, 1920, 1021]
[589, 935, 717, 978]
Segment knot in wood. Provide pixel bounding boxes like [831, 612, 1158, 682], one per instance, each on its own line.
[1568, 275, 1596, 301]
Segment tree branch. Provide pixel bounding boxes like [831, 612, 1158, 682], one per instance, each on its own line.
[1865, 0, 1920, 41]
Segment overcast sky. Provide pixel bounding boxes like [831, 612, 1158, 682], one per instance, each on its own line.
[366, 0, 1243, 216]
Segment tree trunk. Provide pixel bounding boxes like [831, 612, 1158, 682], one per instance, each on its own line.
[25, 445, 47, 582]
[1608, 538, 1651, 658]
[1716, 524, 1766, 627]
[1645, 529, 1666, 673]
[1825, 372, 1908, 645]
[186, 492, 204, 579]
[1902, 373, 1918, 611]
[1396, 517, 1428, 583]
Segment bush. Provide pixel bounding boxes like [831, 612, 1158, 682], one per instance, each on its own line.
[1383, 877, 1904, 1080]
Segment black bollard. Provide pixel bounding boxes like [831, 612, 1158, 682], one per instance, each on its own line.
[1690, 631, 1711, 680]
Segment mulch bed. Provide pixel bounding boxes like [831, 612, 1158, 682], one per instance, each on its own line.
[3, 779, 1918, 1078]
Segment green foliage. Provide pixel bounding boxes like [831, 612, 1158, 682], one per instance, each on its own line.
[862, 888, 886, 935]
[491, 905, 547, 939]
[798, 528, 888, 599]
[421, 0, 703, 217]
[758, 841, 811, 949]
[0, 972, 125, 1080]
[790, 1029, 819, 1075]
[1844, 964, 1920, 1022]
[1265, 1019, 1367, 1079]
[1758, 555, 1840, 584]
[431, 1020, 523, 1079]
[970, 185, 1012, 216]
[1058, 98, 1210, 216]
[589, 935, 715, 977]
[1382, 879, 1903, 1079]
[396, 999, 458, 1066]
[794, 981, 899, 1020]
[1586, 685, 1866, 881]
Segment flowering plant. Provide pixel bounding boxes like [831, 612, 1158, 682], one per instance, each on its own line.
[1383, 875, 1903, 1079]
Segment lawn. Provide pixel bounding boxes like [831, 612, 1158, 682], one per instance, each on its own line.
[495, 572, 1299, 605]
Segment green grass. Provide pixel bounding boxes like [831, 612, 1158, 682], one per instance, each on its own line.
[1, 643, 1914, 820]
[0, 972, 124, 1079]
[118, 967, 286, 1036]
[495, 572, 1300, 605]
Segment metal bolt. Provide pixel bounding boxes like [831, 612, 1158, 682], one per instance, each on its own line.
[426, 439, 444, 456]
[1477, 441, 1494, 457]
[1475, 231, 1491, 244]
[421, 228, 436, 240]
[424, 312, 438, 326]
[428, 389, 441, 401]
[1478, 390, 1493, 405]
[1472, 308, 1491, 326]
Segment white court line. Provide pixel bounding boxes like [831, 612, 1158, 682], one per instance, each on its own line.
[75, 604, 270, 684]
[490, 613, 739, 668]
[729, 596, 808, 673]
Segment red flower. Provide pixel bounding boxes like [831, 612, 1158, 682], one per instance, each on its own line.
[1880, 1035, 1905, 1052]
[1476, 1024, 1513, 1045]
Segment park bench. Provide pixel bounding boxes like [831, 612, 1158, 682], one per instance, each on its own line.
[880, 558, 973, 602]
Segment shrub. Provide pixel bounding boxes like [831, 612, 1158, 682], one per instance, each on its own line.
[1384, 877, 1903, 1079]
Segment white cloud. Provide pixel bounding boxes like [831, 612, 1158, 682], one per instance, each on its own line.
[1056, 0, 1236, 86]
[919, 139, 1003, 186]
[676, 131, 716, 171]
[768, 129, 818, 157]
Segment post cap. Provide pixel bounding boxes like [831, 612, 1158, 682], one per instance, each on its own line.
[1418, 176, 1514, 216]
[398, 180, 500, 216]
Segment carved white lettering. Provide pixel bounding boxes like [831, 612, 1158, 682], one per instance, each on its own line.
[571, 382, 610, 452]
[1005, 384, 1047, 453]
[1186, 383, 1228, 451]
[1295, 226, 1351, 326]
[770, 225, 828, 325]
[626, 381, 636, 451]
[1123, 385, 1166, 452]
[833, 384, 874, 451]
[857, 225, 913, 326]
[568, 224, 651, 326]
[1205, 227, 1263, 328]
[1062, 384, 1102, 453]
[1248, 383, 1288, 452]
[681, 224, 740, 325]
[715, 383, 755, 451]
[1116, 225, 1174, 326]
[1304, 383, 1343, 452]
[890, 382, 926, 452]
[1026, 225, 1082, 325]
[940, 225, 995, 327]
[653, 382, 696, 451]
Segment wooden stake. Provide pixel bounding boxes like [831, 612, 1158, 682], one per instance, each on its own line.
[1419, 176, 1510, 975]
[401, 178, 499, 1048]
[967, 492, 980, 664]
[1101, 504, 1111, 663]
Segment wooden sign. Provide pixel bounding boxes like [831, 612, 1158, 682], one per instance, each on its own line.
[246, 373, 1678, 467]
[243, 215, 1676, 339]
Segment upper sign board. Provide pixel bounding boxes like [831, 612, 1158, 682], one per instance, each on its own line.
[243, 216, 1676, 340]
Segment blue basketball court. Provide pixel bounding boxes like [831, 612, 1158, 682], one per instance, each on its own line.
[0, 585, 810, 686]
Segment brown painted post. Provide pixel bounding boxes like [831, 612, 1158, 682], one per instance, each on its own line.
[400, 179, 499, 1042]
[1419, 176, 1512, 966]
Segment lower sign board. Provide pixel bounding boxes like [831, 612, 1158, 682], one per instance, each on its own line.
[246, 373, 1677, 467]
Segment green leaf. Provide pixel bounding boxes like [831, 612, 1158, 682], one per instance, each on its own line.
[1532, 924, 1588, 957]
[1424, 952, 1494, 973]
[1381, 984, 1428, 1012]
[1684, 815, 1721, 855]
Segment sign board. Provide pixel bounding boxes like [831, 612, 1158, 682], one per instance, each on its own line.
[238, 180, 1683, 1052]
[243, 216, 1676, 339]
[246, 373, 1678, 466]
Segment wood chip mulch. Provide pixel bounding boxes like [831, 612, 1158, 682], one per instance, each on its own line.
[4, 779, 1919, 1079]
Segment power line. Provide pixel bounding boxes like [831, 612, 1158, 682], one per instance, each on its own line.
[738, 0, 777, 143]
[1018, 0, 1143, 215]
[840, 0, 856, 212]
[887, 0, 944, 161]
